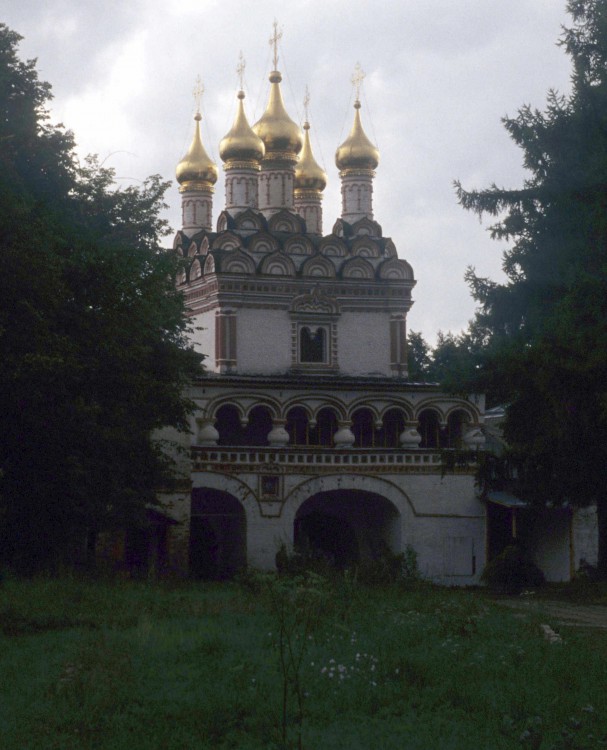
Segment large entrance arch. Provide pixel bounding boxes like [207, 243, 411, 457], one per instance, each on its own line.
[190, 488, 246, 579]
[294, 489, 401, 567]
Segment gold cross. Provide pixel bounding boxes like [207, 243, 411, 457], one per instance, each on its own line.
[303, 85, 310, 122]
[269, 20, 282, 70]
[351, 62, 365, 102]
[236, 51, 245, 90]
[193, 75, 204, 114]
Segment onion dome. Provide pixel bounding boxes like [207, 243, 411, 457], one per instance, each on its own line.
[253, 71, 303, 156]
[335, 99, 379, 171]
[220, 90, 265, 164]
[176, 112, 218, 189]
[295, 122, 327, 191]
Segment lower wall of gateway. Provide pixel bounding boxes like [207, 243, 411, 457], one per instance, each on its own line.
[162, 469, 488, 586]
[148, 477, 599, 585]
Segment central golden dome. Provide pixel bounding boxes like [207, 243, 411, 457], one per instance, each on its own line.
[176, 113, 218, 188]
[335, 100, 379, 171]
[220, 90, 265, 164]
[253, 71, 303, 157]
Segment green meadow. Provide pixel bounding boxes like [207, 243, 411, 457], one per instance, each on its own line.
[1, 575, 606, 749]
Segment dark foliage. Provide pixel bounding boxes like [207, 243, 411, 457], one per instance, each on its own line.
[454, 1, 607, 569]
[481, 546, 545, 595]
[0, 25, 202, 572]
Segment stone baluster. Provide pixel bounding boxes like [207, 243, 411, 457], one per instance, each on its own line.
[197, 418, 219, 446]
[333, 422, 355, 448]
[268, 419, 290, 447]
[400, 421, 422, 448]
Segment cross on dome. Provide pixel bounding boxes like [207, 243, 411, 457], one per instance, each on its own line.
[269, 20, 282, 70]
[351, 62, 365, 103]
[236, 51, 245, 90]
[193, 75, 204, 116]
[303, 85, 310, 123]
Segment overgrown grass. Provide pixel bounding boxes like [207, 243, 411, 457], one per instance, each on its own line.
[1, 575, 606, 749]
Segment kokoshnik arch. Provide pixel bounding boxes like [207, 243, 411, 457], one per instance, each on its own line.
[99, 32, 597, 583]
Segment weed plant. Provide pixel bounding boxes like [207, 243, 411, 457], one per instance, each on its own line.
[1, 575, 606, 749]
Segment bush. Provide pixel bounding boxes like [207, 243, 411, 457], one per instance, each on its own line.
[356, 543, 419, 586]
[481, 545, 545, 594]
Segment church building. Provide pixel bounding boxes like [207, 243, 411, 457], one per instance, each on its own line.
[136, 36, 595, 584]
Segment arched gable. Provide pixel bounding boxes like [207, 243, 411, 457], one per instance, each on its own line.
[220, 249, 256, 275]
[268, 210, 305, 234]
[173, 232, 187, 254]
[351, 237, 381, 258]
[319, 237, 347, 258]
[377, 257, 415, 280]
[234, 209, 266, 232]
[259, 251, 296, 277]
[212, 231, 242, 252]
[203, 253, 216, 274]
[284, 234, 315, 256]
[383, 239, 398, 259]
[216, 210, 235, 233]
[340, 256, 375, 280]
[301, 254, 336, 278]
[188, 258, 203, 281]
[351, 216, 382, 237]
[247, 232, 280, 255]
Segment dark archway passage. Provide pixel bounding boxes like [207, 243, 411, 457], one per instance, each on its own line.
[190, 489, 246, 579]
[294, 490, 400, 568]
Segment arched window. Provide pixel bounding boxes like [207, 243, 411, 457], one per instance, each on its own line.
[418, 409, 441, 449]
[376, 408, 406, 448]
[445, 410, 469, 449]
[352, 408, 375, 447]
[300, 326, 326, 363]
[309, 408, 338, 447]
[216, 404, 245, 446]
[286, 407, 309, 446]
[241, 405, 273, 447]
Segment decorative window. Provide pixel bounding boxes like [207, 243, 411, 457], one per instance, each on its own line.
[299, 325, 326, 363]
[289, 286, 339, 371]
[215, 310, 237, 372]
[390, 314, 407, 375]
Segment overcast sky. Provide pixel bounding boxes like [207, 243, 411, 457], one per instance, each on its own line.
[4, 1, 574, 342]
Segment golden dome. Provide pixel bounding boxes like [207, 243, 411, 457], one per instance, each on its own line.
[176, 113, 218, 188]
[253, 71, 303, 157]
[335, 100, 379, 171]
[295, 122, 327, 191]
[219, 90, 265, 164]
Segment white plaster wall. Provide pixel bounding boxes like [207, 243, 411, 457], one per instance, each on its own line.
[522, 509, 571, 582]
[411, 516, 485, 583]
[398, 474, 482, 517]
[186, 468, 486, 583]
[189, 311, 216, 368]
[237, 308, 292, 374]
[573, 506, 599, 569]
[338, 312, 392, 376]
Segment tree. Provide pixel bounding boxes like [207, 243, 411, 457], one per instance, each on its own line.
[455, 0, 607, 570]
[0, 25, 202, 572]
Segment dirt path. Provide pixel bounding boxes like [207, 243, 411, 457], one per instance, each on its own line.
[495, 597, 607, 629]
